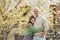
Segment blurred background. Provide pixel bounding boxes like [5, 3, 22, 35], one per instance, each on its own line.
[0, 0, 60, 40]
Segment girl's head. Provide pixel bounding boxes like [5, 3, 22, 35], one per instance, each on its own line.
[28, 16, 36, 25]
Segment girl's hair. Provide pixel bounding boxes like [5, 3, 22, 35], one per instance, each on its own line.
[28, 16, 36, 25]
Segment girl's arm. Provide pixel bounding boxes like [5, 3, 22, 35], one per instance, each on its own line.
[29, 25, 43, 33]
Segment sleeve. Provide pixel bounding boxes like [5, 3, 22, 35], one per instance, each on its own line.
[43, 17, 49, 31]
[29, 24, 43, 33]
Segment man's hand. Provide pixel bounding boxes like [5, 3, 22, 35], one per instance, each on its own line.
[40, 31, 46, 37]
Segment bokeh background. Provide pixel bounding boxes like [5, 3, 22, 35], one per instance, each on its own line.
[0, 0, 60, 40]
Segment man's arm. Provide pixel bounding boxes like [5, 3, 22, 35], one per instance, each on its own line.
[41, 17, 49, 37]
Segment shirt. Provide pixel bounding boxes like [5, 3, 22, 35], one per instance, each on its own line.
[25, 23, 43, 37]
[34, 15, 49, 37]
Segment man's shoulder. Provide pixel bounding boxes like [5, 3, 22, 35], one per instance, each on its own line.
[39, 15, 47, 20]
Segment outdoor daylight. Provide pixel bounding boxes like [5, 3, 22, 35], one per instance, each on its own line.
[0, 0, 60, 40]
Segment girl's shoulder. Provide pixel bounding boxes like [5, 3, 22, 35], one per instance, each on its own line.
[28, 23, 34, 27]
[28, 23, 32, 26]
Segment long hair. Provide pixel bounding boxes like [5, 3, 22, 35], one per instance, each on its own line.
[28, 16, 36, 25]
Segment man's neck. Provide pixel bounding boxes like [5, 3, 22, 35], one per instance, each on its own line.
[36, 15, 39, 18]
[36, 15, 42, 18]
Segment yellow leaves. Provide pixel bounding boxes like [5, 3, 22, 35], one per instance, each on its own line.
[21, 0, 27, 5]
[0, 16, 3, 21]
[55, 20, 58, 24]
[7, 5, 31, 35]
[41, 8, 46, 12]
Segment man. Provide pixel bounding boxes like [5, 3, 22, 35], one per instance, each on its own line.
[33, 7, 49, 40]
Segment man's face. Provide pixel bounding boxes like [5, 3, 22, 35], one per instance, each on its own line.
[33, 9, 39, 17]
